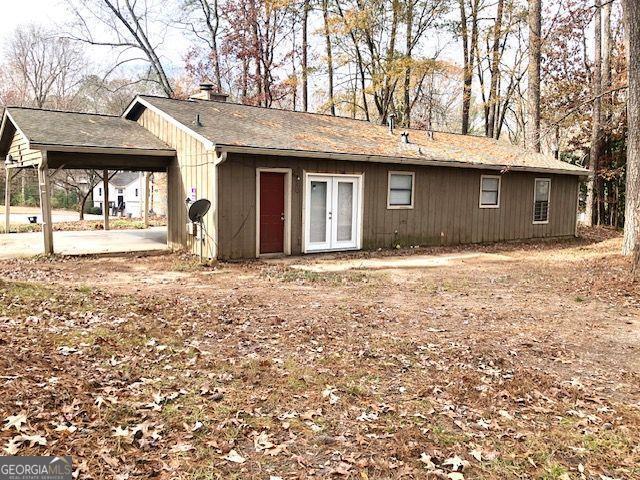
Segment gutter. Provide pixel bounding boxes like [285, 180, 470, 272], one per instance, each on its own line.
[214, 144, 589, 177]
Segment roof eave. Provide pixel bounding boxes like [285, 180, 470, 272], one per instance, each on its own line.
[30, 143, 176, 157]
[214, 144, 589, 177]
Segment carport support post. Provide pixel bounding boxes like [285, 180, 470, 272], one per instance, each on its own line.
[4, 167, 10, 234]
[102, 170, 110, 231]
[143, 172, 150, 228]
[38, 155, 53, 255]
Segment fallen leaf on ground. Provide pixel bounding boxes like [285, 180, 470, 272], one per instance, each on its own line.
[4, 412, 27, 432]
[223, 449, 246, 464]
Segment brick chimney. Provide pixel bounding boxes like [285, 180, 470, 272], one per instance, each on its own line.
[190, 82, 228, 102]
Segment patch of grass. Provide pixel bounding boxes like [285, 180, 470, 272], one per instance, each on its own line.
[540, 463, 569, 480]
[0, 280, 51, 301]
[76, 285, 93, 294]
[342, 377, 374, 399]
[101, 402, 139, 426]
[429, 424, 468, 447]
[581, 431, 634, 454]
[272, 268, 369, 285]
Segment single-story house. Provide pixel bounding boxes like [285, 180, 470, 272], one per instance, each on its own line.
[1, 85, 588, 259]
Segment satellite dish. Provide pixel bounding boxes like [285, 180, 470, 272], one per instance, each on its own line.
[188, 199, 211, 223]
[188, 199, 211, 263]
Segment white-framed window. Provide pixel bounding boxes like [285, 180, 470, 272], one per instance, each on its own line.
[479, 175, 501, 208]
[387, 171, 415, 209]
[117, 188, 124, 194]
[533, 178, 551, 224]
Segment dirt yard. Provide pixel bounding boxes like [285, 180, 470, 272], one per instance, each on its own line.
[0, 228, 638, 479]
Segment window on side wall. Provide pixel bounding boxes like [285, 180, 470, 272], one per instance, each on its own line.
[479, 175, 501, 208]
[533, 178, 551, 223]
[135, 188, 139, 197]
[387, 171, 415, 209]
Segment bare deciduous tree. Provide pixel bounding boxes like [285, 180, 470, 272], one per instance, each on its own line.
[4, 24, 85, 108]
[179, 0, 223, 91]
[51, 170, 105, 220]
[66, 0, 174, 97]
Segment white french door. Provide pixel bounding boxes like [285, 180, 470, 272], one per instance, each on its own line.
[305, 174, 362, 252]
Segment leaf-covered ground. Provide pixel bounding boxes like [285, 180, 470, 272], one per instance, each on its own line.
[0, 228, 638, 479]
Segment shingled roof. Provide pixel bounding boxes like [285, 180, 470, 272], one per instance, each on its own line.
[2, 107, 173, 153]
[127, 95, 588, 176]
[110, 171, 140, 187]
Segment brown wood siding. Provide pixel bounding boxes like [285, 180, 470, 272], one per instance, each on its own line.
[136, 109, 216, 257]
[218, 153, 579, 260]
[9, 129, 42, 164]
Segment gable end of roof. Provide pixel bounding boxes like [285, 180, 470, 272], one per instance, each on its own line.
[123, 96, 214, 150]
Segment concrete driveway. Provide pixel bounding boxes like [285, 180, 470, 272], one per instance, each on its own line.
[0, 206, 105, 225]
[0, 227, 167, 259]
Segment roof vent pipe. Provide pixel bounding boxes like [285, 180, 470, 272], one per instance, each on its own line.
[388, 113, 396, 134]
[400, 131, 409, 144]
[195, 114, 203, 127]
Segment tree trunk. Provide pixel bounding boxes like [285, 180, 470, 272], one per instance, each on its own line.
[323, 0, 336, 116]
[586, 0, 602, 227]
[460, 0, 470, 134]
[301, 0, 309, 112]
[460, 0, 479, 134]
[487, 0, 504, 138]
[249, 0, 263, 106]
[114, 0, 174, 97]
[601, 0, 612, 225]
[527, 0, 541, 151]
[79, 191, 90, 221]
[199, 0, 222, 91]
[380, 0, 400, 125]
[622, 0, 640, 260]
[403, 1, 413, 127]
[241, 57, 249, 102]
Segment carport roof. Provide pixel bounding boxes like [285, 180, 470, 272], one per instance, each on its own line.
[1, 107, 174, 155]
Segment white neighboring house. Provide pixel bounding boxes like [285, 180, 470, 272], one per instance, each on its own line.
[93, 172, 146, 217]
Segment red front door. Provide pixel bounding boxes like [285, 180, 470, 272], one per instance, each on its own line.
[259, 172, 285, 254]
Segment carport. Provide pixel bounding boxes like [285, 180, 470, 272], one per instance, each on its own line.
[1, 107, 175, 255]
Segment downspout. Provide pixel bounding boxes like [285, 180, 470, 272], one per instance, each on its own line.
[210, 147, 228, 260]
